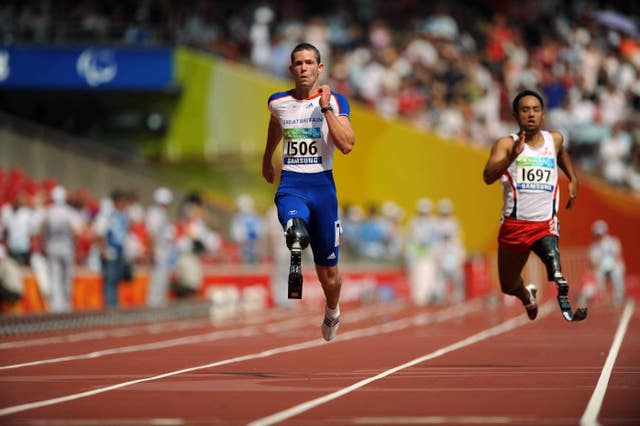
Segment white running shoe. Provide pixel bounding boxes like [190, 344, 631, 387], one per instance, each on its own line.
[321, 315, 340, 341]
[524, 284, 538, 320]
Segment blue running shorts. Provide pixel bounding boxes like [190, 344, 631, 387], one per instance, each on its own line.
[275, 170, 341, 266]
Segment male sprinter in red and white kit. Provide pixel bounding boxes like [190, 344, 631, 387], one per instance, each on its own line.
[483, 89, 587, 322]
[262, 43, 355, 340]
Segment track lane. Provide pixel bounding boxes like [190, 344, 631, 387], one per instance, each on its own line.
[586, 302, 639, 425]
[0, 300, 487, 422]
[0, 299, 636, 425]
[250, 300, 636, 426]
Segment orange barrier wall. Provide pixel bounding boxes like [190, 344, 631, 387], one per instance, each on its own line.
[4, 248, 636, 316]
[2, 263, 487, 315]
[1, 273, 149, 315]
[555, 174, 640, 275]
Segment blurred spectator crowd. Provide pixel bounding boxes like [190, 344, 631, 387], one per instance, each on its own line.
[0, 167, 467, 310]
[0, 167, 225, 311]
[2, 0, 640, 191]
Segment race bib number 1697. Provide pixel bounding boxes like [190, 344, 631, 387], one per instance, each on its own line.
[516, 157, 555, 191]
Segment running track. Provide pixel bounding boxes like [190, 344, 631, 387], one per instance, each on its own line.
[0, 296, 637, 425]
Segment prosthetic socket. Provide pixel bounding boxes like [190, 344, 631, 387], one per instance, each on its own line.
[286, 218, 309, 250]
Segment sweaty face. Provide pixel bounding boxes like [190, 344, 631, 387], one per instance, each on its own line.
[289, 49, 322, 88]
[514, 95, 543, 132]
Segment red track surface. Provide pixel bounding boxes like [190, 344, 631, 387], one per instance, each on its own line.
[0, 295, 638, 426]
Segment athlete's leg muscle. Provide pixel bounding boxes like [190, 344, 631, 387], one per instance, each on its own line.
[498, 246, 530, 304]
[316, 264, 341, 309]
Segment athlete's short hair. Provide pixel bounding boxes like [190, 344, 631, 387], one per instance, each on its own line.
[512, 89, 544, 113]
[290, 43, 321, 64]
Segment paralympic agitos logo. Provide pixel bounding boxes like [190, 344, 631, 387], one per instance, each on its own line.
[76, 48, 117, 87]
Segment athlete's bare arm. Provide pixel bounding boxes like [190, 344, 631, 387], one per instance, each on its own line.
[262, 113, 283, 184]
[552, 130, 578, 209]
[319, 84, 355, 155]
[483, 131, 524, 184]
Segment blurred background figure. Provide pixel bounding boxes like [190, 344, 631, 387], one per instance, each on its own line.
[146, 187, 176, 307]
[405, 197, 438, 305]
[358, 203, 388, 261]
[230, 194, 264, 264]
[0, 244, 24, 305]
[599, 122, 632, 187]
[93, 189, 130, 309]
[125, 192, 150, 269]
[265, 204, 291, 308]
[249, 4, 275, 72]
[432, 198, 466, 304]
[588, 220, 626, 305]
[1, 192, 37, 266]
[174, 193, 221, 298]
[432, 228, 466, 304]
[87, 196, 113, 273]
[340, 203, 364, 261]
[380, 200, 405, 262]
[435, 198, 461, 242]
[41, 186, 84, 312]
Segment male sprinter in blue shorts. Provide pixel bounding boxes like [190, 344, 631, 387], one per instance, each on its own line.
[262, 43, 355, 341]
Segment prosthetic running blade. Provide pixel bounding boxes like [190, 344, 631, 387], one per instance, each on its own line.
[288, 249, 303, 299]
[557, 286, 588, 322]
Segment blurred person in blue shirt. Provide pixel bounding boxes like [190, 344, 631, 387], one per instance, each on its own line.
[358, 203, 388, 260]
[230, 194, 264, 264]
[94, 189, 130, 309]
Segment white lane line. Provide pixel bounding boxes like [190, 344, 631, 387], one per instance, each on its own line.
[247, 301, 553, 426]
[353, 416, 514, 424]
[0, 300, 484, 416]
[0, 303, 405, 370]
[0, 327, 265, 370]
[580, 300, 635, 426]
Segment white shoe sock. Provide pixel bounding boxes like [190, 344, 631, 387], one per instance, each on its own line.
[325, 304, 340, 319]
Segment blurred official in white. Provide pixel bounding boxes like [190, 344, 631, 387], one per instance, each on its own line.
[146, 187, 176, 307]
[42, 186, 83, 312]
[589, 220, 625, 305]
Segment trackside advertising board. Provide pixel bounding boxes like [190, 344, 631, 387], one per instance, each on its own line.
[0, 46, 173, 90]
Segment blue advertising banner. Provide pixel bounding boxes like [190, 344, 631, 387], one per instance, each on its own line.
[0, 46, 174, 90]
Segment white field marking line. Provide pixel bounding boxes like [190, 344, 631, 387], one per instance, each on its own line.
[247, 301, 554, 426]
[580, 300, 635, 426]
[0, 301, 410, 370]
[0, 299, 484, 417]
[0, 327, 259, 371]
